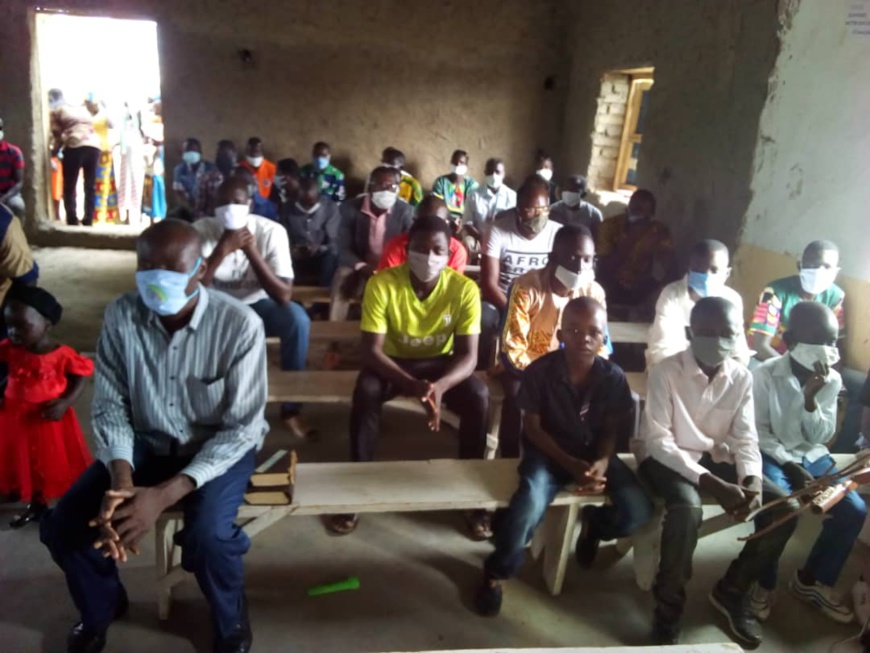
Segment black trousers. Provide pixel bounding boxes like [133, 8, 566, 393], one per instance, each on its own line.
[350, 357, 489, 462]
[639, 457, 799, 626]
[62, 145, 100, 225]
[497, 371, 523, 458]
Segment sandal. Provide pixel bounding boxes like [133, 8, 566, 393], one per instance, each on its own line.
[327, 514, 359, 535]
[466, 510, 494, 541]
[282, 414, 319, 441]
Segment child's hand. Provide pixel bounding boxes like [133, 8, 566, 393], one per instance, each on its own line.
[804, 361, 829, 400]
[41, 398, 69, 421]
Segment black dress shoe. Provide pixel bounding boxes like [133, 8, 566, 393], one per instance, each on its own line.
[10, 502, 47, 529]
[66, 588, 129, 653]
[214, 596, 252, 653]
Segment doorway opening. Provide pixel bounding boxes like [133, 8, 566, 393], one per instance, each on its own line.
[35, 11, 163, 231]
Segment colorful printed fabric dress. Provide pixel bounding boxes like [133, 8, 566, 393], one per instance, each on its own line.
[0, 340, 94, 502]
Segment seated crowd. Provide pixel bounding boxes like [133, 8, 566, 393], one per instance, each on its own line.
[0, 137, 869, 653]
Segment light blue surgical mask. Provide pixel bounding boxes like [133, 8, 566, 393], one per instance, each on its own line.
[690, 335, 736, 368]
[182, 151, 201, 166]
[136, 257, 202, 316]
[315, 155, 330, 170]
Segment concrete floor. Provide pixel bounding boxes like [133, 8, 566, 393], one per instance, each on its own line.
[0, 247, 865, 652]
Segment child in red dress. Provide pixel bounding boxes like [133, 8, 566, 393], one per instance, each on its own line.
[0, 284, 93, 528]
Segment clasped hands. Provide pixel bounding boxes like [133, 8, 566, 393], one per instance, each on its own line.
[89, 485, 168, 563]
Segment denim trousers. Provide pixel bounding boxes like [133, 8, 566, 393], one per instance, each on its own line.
[759, 453, 867, 588]
[640, 456, 800, 625]
[485, 448, 654, 579]
[40, 445, 256, 638]
[249, 297, 311, 414]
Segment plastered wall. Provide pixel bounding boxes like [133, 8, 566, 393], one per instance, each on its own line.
[735, 0, 870, 369]
[561, 0, 781, 253]
[0, 0, 569, 229]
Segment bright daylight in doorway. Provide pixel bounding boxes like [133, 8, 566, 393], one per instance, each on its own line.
[36, 12, 162, 229]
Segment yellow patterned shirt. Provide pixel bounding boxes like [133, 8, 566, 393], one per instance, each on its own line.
[500, 267, 607, 372]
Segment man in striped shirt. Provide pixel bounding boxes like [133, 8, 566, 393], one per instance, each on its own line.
[40, 220, 267, 653]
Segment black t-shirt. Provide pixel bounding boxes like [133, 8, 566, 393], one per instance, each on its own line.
[517, 350, 634, 460]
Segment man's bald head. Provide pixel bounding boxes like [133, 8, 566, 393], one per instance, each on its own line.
[785, 301, 839, 348]
[137, 219, 204, 275]
[689, 296, 742, 338]
[416, 195, 451, 223]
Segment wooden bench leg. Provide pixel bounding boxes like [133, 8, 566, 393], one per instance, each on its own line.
[155, 517, 181, 620]
[630, 507, 663, 592]
[541, 503, 580, 596]
[485, 397, 503, 460]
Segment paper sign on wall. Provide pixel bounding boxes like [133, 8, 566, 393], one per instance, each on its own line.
[846, 1, 870, 38]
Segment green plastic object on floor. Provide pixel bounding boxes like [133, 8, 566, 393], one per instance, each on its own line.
[307, 577, 360, 596]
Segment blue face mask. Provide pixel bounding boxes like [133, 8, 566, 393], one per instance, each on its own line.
[182, 151, 201, 166]
[315, 155, 330, 170]
[687, 270, 726, 298]
[136, 258, 202, 316]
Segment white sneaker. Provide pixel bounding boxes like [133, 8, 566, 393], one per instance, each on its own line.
[790, 571, 854, 624]
[852, 580, 870, 625]
[749, 582, 774, 621]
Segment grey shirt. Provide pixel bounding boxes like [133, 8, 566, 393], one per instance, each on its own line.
[549, 200, 604, 234]
[278, 196, 341, 254]
[92, 286, 268, 488]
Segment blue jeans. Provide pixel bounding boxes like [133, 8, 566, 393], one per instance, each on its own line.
[40, 445, 256, 637]
[760, 453, 867, 588]
[249, 297, 311, 414]
[485, 448, 653, 579]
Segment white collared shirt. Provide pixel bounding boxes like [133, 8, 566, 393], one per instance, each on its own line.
[645, 275, 752, 368]
[752, 354, 841, 465]
[463, 184, 517, 233]
[195, 214, 294, 305]
[633, 348, 762, 484]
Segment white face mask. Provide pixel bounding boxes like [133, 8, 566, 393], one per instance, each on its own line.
[215, 203, 250, 230]
[627, 212, 646, 223]
[0, 130, 4, 141]
[408, 250, 449, 283]
[294, 201, 321, 215]
[554, 265, 595, 291]
[789, 343, 840, 370]
[451, 164, 468, 176]
[536, 168, 553, 182]
[799, 266, 838, 295]
[246, 155, 264, 168]
[485, 173, 503, 189]
[371, 190, 398, 210]
[561, 191, 582, 207]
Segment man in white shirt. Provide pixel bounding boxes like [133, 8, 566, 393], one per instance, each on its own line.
[549, 175, 603, 239]
[633, 297, 800, 649]
[479, 175, 561, 368]
[753, 301, 864, 623]
[462, 158, 517, 257]
[196, 176, 312, 436]
[646, 239, 751, 368]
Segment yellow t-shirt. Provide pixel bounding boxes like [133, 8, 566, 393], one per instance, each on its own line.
[361, 264, 481, 359]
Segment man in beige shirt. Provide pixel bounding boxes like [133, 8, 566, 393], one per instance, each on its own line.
[633, 297, 800, 649]
[49, 88, 101, 226]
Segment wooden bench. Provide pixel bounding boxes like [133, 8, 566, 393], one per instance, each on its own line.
[155, 458, 599, 619]
[380, 646, 742, 653]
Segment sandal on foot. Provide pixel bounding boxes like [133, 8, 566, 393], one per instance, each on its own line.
[327, 514, 359, 535]
[466, 510, 493, 541]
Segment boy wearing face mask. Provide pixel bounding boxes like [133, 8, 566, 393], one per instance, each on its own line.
[277, 177, 340, 287]
[329, 214, 488, 537]
[462, 157, 517, 257]
[647, 239, 751, 368]
[432, 149, 479, 227]
[497, 225, 607, 459]
[330, 166, 414, 321]
[381, 147, 423, 207]
[533, 150, 559, 203]
[300, 141, 346, 203]
[751, 302, 863, 623]
[634, 297, 800, 648]
[549, 174, 603, 239]
[238, 137, 276, 200]
[268, 158, 300, 214]
[474, 297, 652, 617]
[231, 167, 277, 221]
[195, 176, 313, 438]
[479, 175, 562, 369]
[171, 138, 216, 214]
[377, 195, 467, 274]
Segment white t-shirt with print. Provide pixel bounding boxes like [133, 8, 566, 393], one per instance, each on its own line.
[195, 214, 294, 305]
[484, 209, 562, 292]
